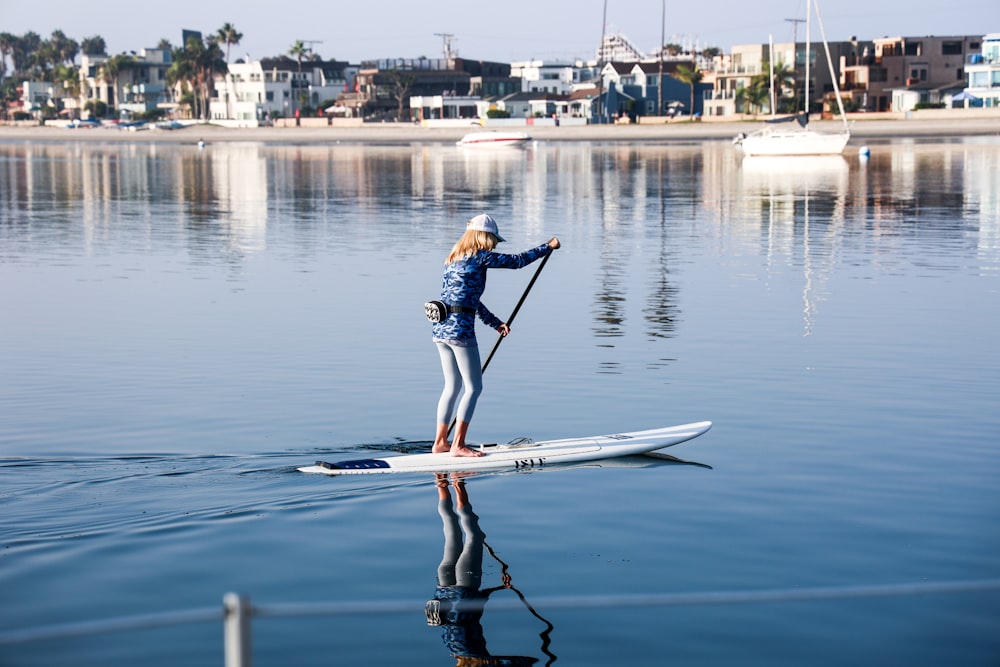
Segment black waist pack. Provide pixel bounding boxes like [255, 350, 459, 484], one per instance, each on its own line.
[424, 301, 475, 323]
[424, 300, 448, 323]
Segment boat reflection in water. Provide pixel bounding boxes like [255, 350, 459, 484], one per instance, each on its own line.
[426, 473, 555, 666]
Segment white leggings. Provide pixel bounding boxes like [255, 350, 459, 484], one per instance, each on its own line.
[435, 342, 483, 425]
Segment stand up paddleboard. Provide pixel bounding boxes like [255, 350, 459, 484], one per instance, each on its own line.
[299, 421, 711, 476]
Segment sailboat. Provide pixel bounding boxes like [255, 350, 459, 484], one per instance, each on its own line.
[735, 0, 851, 156]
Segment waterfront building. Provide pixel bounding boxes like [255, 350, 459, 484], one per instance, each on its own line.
[78, 48, 172, 118]
[354, 57, 516, 120]
[706, 39, 853, 118]
[965, 33, 1000, 107]
[841, 35, 980, 111]
[210, 57, 358, 123]
[510, 60, 591, 95]
[598, 60, 710, 119]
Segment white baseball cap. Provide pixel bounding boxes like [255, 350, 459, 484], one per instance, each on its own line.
[467, 213, 506, 242]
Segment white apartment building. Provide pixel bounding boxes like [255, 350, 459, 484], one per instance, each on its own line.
[510, 60, 591, 95]
[965, 33, 1000, 107]
[210, 58, 359, 124]
[78, 48, 172, 117]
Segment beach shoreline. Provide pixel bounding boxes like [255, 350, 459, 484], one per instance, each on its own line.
[2, 116, 999, 146]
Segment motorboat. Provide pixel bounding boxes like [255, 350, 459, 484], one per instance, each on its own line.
[457, 131, 531, 148]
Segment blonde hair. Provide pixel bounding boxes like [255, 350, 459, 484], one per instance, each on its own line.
[445, 229, 498, 264]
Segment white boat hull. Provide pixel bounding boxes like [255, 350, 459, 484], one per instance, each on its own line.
[737, 127, 850, 156]
[457, 131, 531, 148]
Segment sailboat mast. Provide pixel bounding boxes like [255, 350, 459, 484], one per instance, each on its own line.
[813, 0, 852, 132]
[769, 35, 776, 117]
[805, 0, 811, 119]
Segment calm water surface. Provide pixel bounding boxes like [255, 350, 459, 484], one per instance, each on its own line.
[1, 137, 999, 666]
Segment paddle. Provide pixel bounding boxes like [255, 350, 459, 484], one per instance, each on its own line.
[481, 250, 551, 374]
[447, 250, 553, 436]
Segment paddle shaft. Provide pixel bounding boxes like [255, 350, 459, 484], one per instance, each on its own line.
[481, 250, 551, 374]
[447, 250, 552, 436]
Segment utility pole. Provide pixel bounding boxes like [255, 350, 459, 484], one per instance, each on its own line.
[784, 17, 806, 112]
[434, 33, 455, 63]
[785, 18, 805, 69]
[302, 40, 324, 57]
[784, 18, 805, 47]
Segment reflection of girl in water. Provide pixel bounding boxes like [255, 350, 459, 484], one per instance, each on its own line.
[426, 474, 538, 667]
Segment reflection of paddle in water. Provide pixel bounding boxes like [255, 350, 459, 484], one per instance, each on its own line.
[426, 474, 556, 666]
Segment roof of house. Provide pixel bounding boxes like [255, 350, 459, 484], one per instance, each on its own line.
[568, 87, 599, 101]
[630, 61, 695, 76]
[500, 91, 570, 103]
[259, 57, 350, 76]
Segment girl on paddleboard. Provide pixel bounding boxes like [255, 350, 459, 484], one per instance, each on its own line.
[431, 214, 560, 457]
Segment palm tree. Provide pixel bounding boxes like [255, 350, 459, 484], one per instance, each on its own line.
[288, 40, 309, 114]
[766, 60, 797, 114]
[675, 63, 703, 119]
[739, 73, 771, 116]
[13, 32, 41, 75]
[289, 40, 309, 69]
[32, 40, 59, 80]
[734, 75, 770, 117]
[166, 44, 197, 118]
[98, 53, 133, 116]
[214, 25, 242, 120]
[0, 32, 17, 80]
[167, 35, 227, 121]
[53, 62, 80, 116]
[80, 35, 107, 57]
[198, 38, 226, 119]
[49, 30, 79, 66]
[216, 23, 242, 63]
[735, 85, 750, 116]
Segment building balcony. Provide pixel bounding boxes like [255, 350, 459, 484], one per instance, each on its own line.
[713, 63, 764, 77]
[706, 89, 740, 100]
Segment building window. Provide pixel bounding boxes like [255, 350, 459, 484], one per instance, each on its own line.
[942, 41, 963, 56]
[904, 42, 921, 56]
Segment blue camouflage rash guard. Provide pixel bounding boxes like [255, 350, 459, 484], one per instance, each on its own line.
[431, 243, 551, 346]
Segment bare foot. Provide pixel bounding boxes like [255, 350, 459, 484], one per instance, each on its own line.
[431, 423, 451, 454]
[450, 445, 484, 458]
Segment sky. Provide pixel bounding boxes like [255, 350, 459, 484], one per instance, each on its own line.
[3, 0, 997, 64]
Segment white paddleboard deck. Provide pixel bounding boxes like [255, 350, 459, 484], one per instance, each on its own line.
[299, 421, 711, 475]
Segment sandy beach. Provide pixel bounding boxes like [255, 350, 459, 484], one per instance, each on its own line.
[2, 116, 1000, 146]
